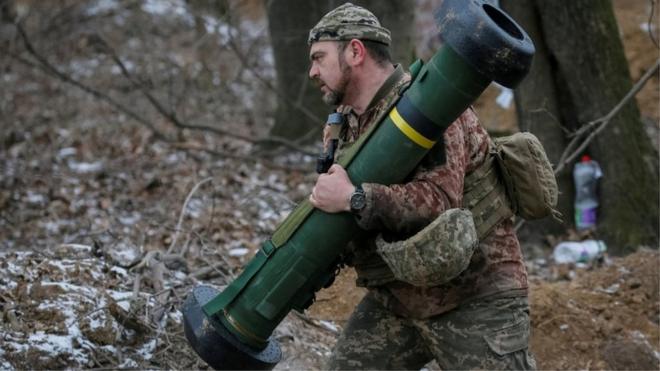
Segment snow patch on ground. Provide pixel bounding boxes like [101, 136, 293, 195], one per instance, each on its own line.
[0, 250, 184, 369]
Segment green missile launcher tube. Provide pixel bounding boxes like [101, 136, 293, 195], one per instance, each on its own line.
[182, 1, 535, 369]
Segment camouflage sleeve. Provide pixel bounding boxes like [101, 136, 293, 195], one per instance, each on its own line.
[354, 108, 489, 236]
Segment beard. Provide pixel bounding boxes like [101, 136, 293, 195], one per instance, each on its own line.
[320, 60, 351, 106]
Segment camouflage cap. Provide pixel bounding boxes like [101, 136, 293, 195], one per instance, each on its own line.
[376, 208, 478, 287]
[308, 2, 391, 46]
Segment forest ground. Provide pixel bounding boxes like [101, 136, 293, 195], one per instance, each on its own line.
[0, 0, 658, 369]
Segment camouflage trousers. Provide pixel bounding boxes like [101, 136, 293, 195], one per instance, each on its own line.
[326, 291, 536, 370]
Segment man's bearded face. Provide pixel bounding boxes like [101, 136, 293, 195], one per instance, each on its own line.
[319, 55, 351, 106]
[309, 41, 352, 106]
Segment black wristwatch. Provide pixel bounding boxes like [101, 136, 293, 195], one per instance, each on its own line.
[349, 184, 366, 214]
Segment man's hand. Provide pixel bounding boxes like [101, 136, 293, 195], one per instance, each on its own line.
[309, 164, 354, 213]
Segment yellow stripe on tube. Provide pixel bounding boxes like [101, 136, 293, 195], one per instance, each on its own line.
[389, 108, 436, 149]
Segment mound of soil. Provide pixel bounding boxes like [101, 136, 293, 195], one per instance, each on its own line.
[530, 249, 659, 370]
[306, 249, 660, 370]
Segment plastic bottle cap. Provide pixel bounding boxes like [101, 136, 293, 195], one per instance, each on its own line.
[581, 155, 591, 162]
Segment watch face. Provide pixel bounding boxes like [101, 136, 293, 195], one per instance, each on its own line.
[350, 192, 366, 211]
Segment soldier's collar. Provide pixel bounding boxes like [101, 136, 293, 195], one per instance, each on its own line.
[365, 64, 405, 112]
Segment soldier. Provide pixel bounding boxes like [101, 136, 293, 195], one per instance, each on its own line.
[307, 3, 537, 370]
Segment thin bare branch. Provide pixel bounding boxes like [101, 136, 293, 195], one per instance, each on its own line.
[13, 22, 317, 159]
[189, 261, 231, 280]
[12, 22, 172, 142]
[292, 311, 340, 335]
[528, 107, 572, 135]
[98, 35, 318, 155]
[516, 59, 660, 232]
[554, 58, 660, 174]
[172, 142, 311, 172]
[167, 177, 213, 255]
[647, 0, 659, 49]
[225, 27, 324, 143]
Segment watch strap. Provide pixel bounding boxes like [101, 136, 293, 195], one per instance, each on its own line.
[350, 184, 366, 213]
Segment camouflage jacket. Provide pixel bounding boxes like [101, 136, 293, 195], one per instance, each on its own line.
[337, 65, 528, 319]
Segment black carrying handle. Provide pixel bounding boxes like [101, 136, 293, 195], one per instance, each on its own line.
[316, 112, 345, 174]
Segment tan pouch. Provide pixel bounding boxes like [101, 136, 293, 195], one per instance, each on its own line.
[492, 132, 561, 221]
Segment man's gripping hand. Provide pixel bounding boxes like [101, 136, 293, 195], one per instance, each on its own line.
[309, 164, 354, 213]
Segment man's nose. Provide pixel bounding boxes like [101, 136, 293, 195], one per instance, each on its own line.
[309, 64, 318, 80]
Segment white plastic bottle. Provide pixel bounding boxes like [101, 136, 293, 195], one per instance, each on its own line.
[553, 240, 607, 264]
[573, 155, 602, 230]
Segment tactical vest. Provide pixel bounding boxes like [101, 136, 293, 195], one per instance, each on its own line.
[462, 150, 514, 238]
[337, 67, 558, 287]
[344, 75, 515, 286]
[354, 133, 560, 286]
[353, 149, 513, 287]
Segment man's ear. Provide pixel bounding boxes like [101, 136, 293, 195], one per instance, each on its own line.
[346, 39, 366, 66]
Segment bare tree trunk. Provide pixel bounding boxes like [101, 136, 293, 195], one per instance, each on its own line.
[266, 0, 328, 143]
[266, 0, 414, 143]
[353, 0, 415, 67]
[500, 0, 573, 243]
[503, 0, 659, 252]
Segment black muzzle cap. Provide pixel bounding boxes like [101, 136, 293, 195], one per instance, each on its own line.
[435, 0, 535, 88]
